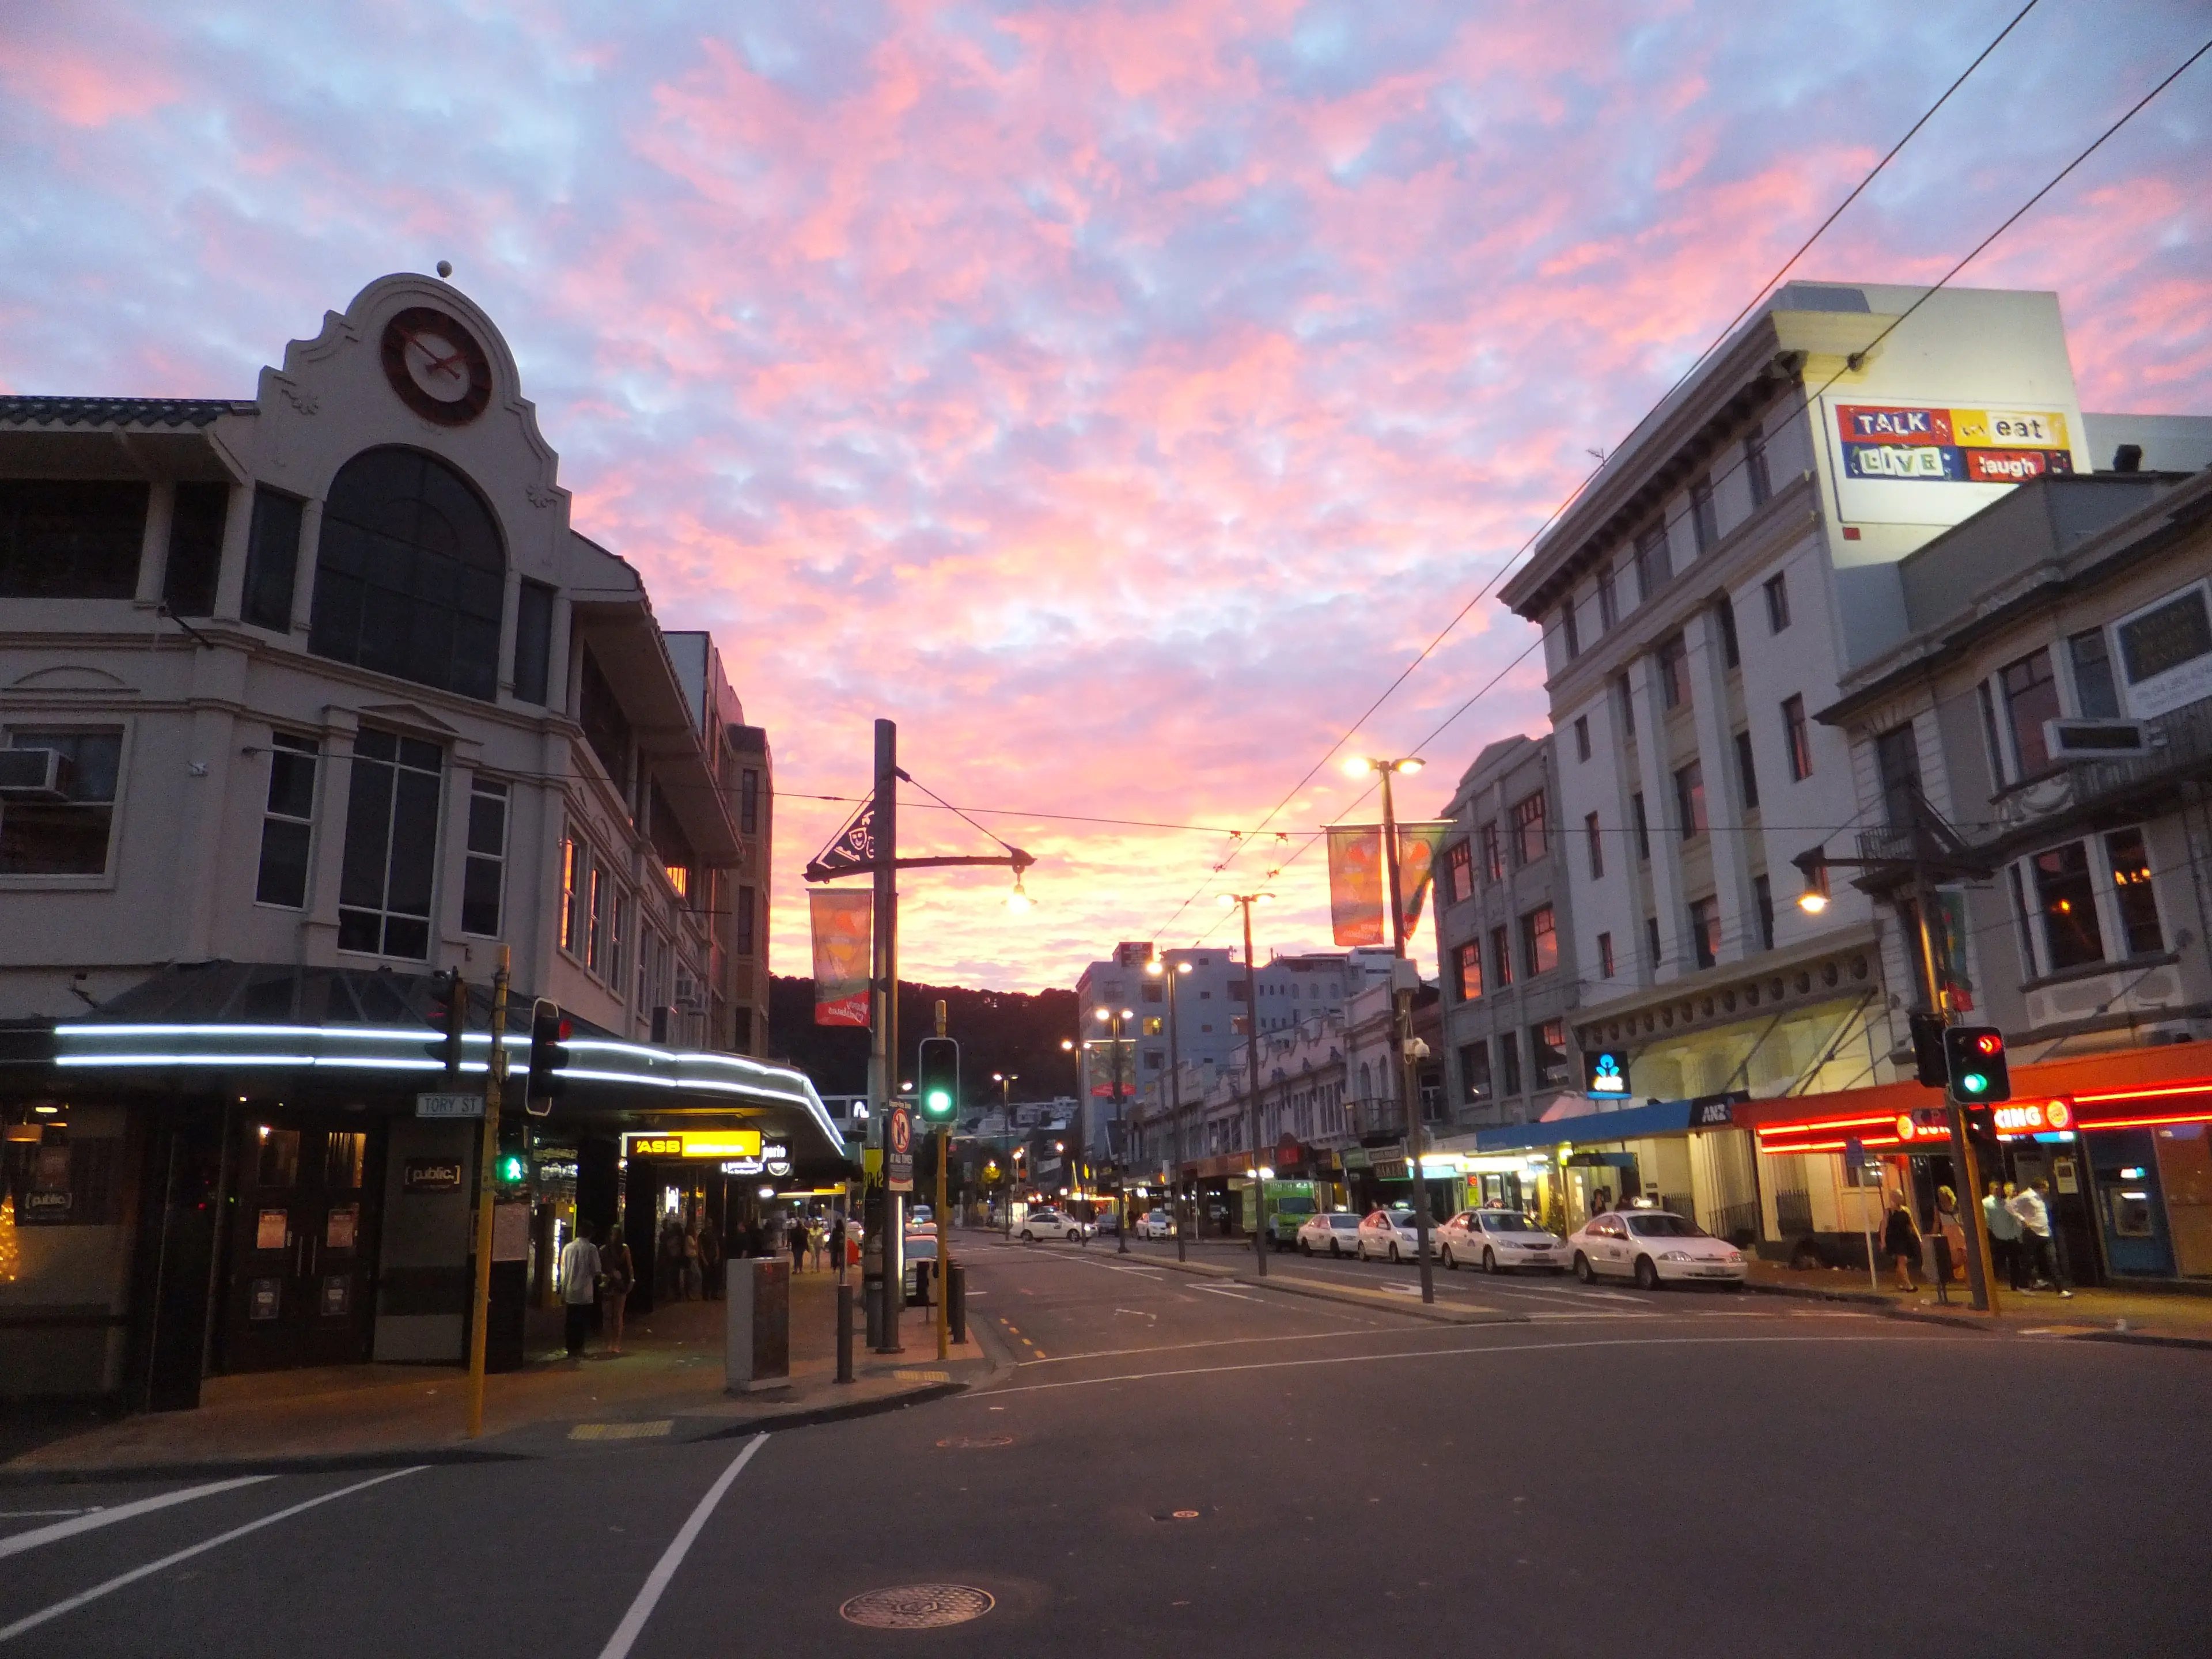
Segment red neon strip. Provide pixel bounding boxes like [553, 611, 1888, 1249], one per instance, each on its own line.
[1753, 1113, 1900, 1137]
[2071, 1081, 2212, 1105]
[1758, 1135, 1907, 1154]
[2075, 1110, 2212, 1132]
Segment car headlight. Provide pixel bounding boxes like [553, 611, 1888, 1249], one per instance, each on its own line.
[1660, 1250, 1693, 1262]
[1725, 1251, 1743, 1263]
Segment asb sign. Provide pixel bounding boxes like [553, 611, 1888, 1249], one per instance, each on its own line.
[1584, 1051, 1630, 1098]
[624, 1131, 764, 1161]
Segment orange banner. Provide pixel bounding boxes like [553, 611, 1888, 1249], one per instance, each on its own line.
[809, 889, 873, 1027]
[1395, 821, 1455, 942]
[1327, 826, 1385, 946]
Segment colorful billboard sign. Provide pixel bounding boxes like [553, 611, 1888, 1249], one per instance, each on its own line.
[809, 890, 873, 1027]
[1826, 397, 2084, 529]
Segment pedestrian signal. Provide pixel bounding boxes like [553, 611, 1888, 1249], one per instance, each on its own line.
[1943, 1027, 2010, 1105]
[916, 1035, 959, 1120]
[526, 999, 570, 1118]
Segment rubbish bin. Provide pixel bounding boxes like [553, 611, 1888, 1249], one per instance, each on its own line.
[725, 1257, 790, 1393]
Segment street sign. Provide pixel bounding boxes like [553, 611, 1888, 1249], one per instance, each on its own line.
[1843, 1137, 1867, 1176]
[886, 1104, 914, 1193]
[415, 1092, 483, 1119]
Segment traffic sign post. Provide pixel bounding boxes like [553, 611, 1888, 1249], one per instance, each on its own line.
[885, 1105, 914, 1193]
[415, 1092, 483, 1119]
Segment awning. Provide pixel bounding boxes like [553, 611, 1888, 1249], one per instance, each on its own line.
[1474, 1097, 1696, 1154]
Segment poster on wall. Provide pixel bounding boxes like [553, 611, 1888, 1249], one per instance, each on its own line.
[809, 889, 873, 1027]
[1824, 398, 2084, 528]
[2113, 581, 2212, 718]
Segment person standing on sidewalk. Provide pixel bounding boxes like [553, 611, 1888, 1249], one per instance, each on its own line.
[2011, 1178, 2072, 1296]
[830, 1213, 847, 1279]
[789, 1211, 810, 1275]
[1883, 1191, 1920, 1292]
[1932, 1187, 1966, 1305]
[1983, 1179, 2025, 1291]
[559, 1222, 603, 1359]
[698, 1216, 722, 1301]
[599, 1225, 632, 1355]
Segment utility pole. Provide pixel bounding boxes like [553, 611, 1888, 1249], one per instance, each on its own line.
[872, 719, 902, 1353]
[465, 946, 510, 1439]
[934, 1000, 952, 1361]
[1376, 763, 1436, 1305]
[1151, 955, 1191, 1263]
[1225, 893, 1271, 1279]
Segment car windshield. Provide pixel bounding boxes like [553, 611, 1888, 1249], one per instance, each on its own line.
[1625, 1213, 1705, 1238]
[907, 1237, 937, 1258]
[1330, 1215, 1360, 1228]
[1383, 1212, 1415, 1226]
[1275, 1196, 1315, 1215]
[1480, 1213, 1539, 1233]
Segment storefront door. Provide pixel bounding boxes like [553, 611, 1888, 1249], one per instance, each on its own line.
[223, 1115, 381, 1372]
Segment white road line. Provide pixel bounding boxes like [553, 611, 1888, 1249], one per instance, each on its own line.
[987, 1332, 1976, 1395]
[1004, 1327, 1369, 1367]
[595, 1434, 767, 1659]
[1194, 1285, 1259, 1301]
[0, 1509, 101, 1520]
[0, 1467, 421, 1645]
[0, 1478, 268, 1561]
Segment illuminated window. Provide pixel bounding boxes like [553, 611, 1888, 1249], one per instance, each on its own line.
[2031, 842, 2103, 971]
[2105, 828, 2164, 956]
[1455, 941, 1482, 1001]
[560, 827, 584, 955]
[1511, 792, 1546, 867]
[1522, 905, 1558, 976]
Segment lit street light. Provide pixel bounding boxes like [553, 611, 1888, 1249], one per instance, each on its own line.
[1218, 889, 1274, 1278]
[992, 1070, 1018, 1239]
[1146, 953, 1194, 1261]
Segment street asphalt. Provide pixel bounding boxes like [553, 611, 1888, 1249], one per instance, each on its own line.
[3, 1236, 2207, 1657]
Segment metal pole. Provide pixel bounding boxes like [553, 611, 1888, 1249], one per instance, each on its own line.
[935, 999, 950, 1361]
[1166, 963, 1187, 1263]
[873, 718, 903, 1353]
[1380, 768, 1435, 1304]
[466, 946, 510, 1439]
[1238, 900, 1267, 1279]
[1001, 1075, 1014, 1242]
[1115, 1016, 1130, 1254]
[1911, 863, 1996, 1315]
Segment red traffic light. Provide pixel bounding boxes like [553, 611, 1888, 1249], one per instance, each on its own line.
[1972, 1032, 2003, 1056]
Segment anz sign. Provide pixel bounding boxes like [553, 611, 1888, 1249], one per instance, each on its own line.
[1585, 1051, 1630, 1097]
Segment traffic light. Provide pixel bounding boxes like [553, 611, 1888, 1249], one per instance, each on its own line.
[495, 1119, 529, 1188]
[427, 970, 470, 1078]
[916, 1036, 959, 1120]
[1908, 1010, 1947, 1089]
[525, 999, 570, 1118]
[1944, 1026, 2010, 1104]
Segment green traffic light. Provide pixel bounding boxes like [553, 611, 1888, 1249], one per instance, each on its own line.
[925, 1089, 952, 1114]
[1960, 1073, 1989, 1096]
[498, 1154, 527, 1182]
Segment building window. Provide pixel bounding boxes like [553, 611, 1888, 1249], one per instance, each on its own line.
[740, 768, 761, 836]
[0, 480, 146, 599]
[255, 732, 319, 908]
[1874, 724, 1921, 828]
[2106, 828, 2165, 957]
[241, 486, 305, 632]
[1690, 476, 1718, 556]
[1531, 1020, 1570, 1089]
[1460, 1041, 1490, 1102]
[1632, 792, 1650, 862]
[2029, 841, 2104, 971]
[1498, 1032, 1522, 1097]
[1633, 524, 1671, 603]
[1585, 811, 1604, 880]
[733, 882, 756, 956]
[1715, 594, 1740, 670]
[337, 728, 442, 959]
[1754, 874, 1774, 950]
[1490, 924, 1514, 989]
[1656, 634, 1691, 710]
[1999, 648, 2061, 779]
[1573, 715, 1590, 763]
[585, 859, 611, 974]
[1597, 931, 1616, 978]
[1230, 1014, 1249, 1035]
[2069, 628, 2120, 719]
[1688, 896, 1720, 969]
[609, 892, 631, 1002]
[1141, 982, 1164, 1005]
[1511, 791, 1546, 867]
[1616, 672, 1636, 738]
[1734, 730, 1759, 811]
[309, 448, 505, 702]
[1764, 573, 1791, 634]
[1522, 905, 1559, 976]
[1645, 915, 1662, 970]
[1597, 565, 1618, 631]
[1444, 838, 1473, 904]
[578, 649, 632, 786]
[1782, 695, 1812, 781]
[1745, 427, 1772, 507]
[1455, 940, 1483, 1001]
[1675, 760, 1706, 840]
[162, 482, 229, 620]
[1479, 822, 1503, 883]
[1560, 600, 1580, 660]
[513, 579, 555, 705]
[1143, 1049, 1165, 1071]
[560, 826, 585, 955]
[1228, 980, 1249, 1002]
[2, 728, 124, 876]
[457, 777, 507, 936]
[1142, 1016, 1164, 1037]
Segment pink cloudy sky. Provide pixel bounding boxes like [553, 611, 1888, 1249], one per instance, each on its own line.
[5, 2, 2209, 991]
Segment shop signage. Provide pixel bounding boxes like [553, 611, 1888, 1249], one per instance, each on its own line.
[624, 1131, 763, 1161]
[1372, 1156, 1409, 1180]
[415, 1092, 483, 1119]
[403, 1158, 464, 1194]
[1687, 1092, 1743, 1128]
[1585, 1051, 1631, 1097]
[1993, 1098, 2071, 1136]
[885, 1105, 913, 1193]
[21, 1188, 71, 1224]
[24, 1144, 71, 1223]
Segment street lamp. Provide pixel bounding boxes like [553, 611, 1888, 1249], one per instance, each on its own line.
[1146, 953, 1195, 1262]
[1093, 1005, 1135, 1252]
[1344, 753, 1436, 1305]
[1219, 890, 1274, 1278]
[992, 1071, 1018, 1240]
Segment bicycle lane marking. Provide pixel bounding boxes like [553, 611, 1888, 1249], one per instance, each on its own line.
[594, 1434, 768, 1659]
[0, 1478, 269, 1561]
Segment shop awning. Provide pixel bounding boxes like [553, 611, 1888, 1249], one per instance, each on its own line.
[1474, 1097, 1696, 1154]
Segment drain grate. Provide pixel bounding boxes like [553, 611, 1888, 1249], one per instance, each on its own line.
[840, 1584, 995, 1628]
[935, 1434, 1014, 1448]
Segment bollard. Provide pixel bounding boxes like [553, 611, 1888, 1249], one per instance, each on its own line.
[836, 1281, 854, 1384]
[948, 1262, 966, 1345]
[863, 1278, 883, 1349]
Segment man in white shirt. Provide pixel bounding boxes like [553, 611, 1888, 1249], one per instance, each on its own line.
[2008, 1180, 2070, 1297]
[559, 1223, 603, 1357]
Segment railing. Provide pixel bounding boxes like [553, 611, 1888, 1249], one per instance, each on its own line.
[1706, 1198, 1760, 1248]
[1774, 1188, 1813, 1239]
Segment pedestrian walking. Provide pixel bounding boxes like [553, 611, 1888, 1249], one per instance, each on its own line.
[698, 1217, 722, 1300]
[2011, 1177, 2071, 1296]
[764, 1206, 789, 1265]
[1932, 1186, 1967, 1305]
[598, 1224, 632, 1355]
[830, 1214, 847, 1279]
[681, 1217, 702, 1300]
[658, 1214, 684, 1302]
[1983, 1179, 2025, 1290]
[559, 1222, 603, 1359]
[790, 1211, 809, 1274]
[1883, 1191, 1920, 1292]
[811, 1215, 829, 1272]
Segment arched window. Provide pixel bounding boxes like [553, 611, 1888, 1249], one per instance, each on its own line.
[309, 447, 505, 700]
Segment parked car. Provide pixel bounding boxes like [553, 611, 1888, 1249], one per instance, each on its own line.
[1568, 1209, 1747, 1289]
[1135, 1209, 1176, 1238]
[1018, 1209, 1092, 1243]
[1297, 1212, 1363, 1257]
[903, 1233, 937, 1305]
[1436, 1209, 1568, 1274]
[1093, 1208, 1120, 1236]
[1355, 1209, 1430, 1263]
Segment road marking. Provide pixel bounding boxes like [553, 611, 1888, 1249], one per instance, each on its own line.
[999, 1326, 1370, 1367]
[596, 1434, 767, 1659]
[893, 1369, 950, 1382]
[986, 1332, 1979, 1396]
[0, 1467, 420, 1645]
[0, 1478, 269, 1561]
[0, 1508, 101, 1520]
[570, 1421, 673, 1441]
[1194, 1286, 1258, 1301]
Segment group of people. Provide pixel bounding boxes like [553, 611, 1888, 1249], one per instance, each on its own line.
[1882, 1176, 2071, 1298]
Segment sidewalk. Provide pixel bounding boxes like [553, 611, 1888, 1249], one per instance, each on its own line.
[3, 1265, 990, 1480]
[1741, 1259, 2212, 1346]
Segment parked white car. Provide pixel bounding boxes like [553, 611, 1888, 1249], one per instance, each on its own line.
[1355, 1209, 1430, 1263]
[1135, 1209, 1176, 1239]
[1568, 1210, 1746, 1289]
[1297, 1212, 1364, 1257]
[1017, 1209, 1093, 1243]
[1437, 1209, 1568, 1274]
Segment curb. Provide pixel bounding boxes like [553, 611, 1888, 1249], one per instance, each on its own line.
[0, 1445, 528, 1487]
[2074, 1329, 2212, 1352]
[694, 1378, 968, 1439]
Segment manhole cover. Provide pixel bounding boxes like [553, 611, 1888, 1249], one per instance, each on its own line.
[840, 1584, 995, 1628]
[935, 1434, 1014, 1448]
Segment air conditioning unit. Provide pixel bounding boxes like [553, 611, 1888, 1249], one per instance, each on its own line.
[2045, 718, 2151, 761]
[0, 748, 69, 801]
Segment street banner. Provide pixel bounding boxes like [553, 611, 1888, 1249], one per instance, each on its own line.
[1395, 820, 1455, 941]
[809, 889, 872, 1027]
[1327, 825, 1385, 946]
